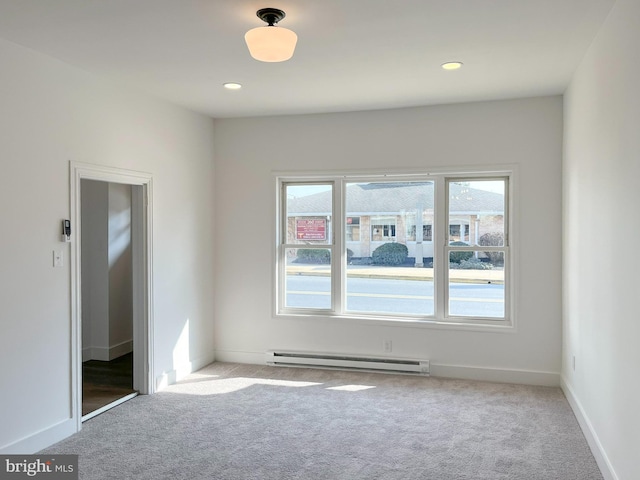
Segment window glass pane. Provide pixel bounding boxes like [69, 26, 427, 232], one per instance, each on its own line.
[285, 184, 332, 245]
[285, 248, 331, 309]
[448, 180, 505, 247]
[448, 251, 504, 318]
[345, 181, 434, 316]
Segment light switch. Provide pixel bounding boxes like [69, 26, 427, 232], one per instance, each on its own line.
[53, 250, 63, 267]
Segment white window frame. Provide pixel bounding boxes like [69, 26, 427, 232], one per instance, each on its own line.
[279, 181, 337, 314]
[444, 177, 509, 322]
[275, 168, 516, 331]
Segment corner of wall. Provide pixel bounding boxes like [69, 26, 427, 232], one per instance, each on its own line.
[561, 376, 618, 480]
[155, 352, 215, 391]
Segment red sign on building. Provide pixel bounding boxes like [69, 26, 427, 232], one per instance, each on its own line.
[296, 219, 326, 240]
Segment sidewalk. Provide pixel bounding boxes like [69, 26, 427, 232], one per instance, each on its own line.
[286, 264, 504, 284]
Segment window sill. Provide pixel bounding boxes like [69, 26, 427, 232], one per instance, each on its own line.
[274, 311, 515, 333]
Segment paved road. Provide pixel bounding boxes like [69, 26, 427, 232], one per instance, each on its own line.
[285, 275, 504, 317]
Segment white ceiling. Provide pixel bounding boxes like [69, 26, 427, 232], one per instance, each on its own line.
[0, 0, 615, 118]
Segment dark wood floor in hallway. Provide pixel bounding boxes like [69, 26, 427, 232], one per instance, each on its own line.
[82, 353, 135, 416]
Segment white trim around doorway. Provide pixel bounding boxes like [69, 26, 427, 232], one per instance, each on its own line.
[69, 161, 154, 432]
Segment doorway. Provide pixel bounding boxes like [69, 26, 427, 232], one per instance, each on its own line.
[80, 180, 136, 418]
[70, 163, 154, 429]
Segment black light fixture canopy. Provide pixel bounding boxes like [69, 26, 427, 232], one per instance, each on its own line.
[256, 8, 286, 26]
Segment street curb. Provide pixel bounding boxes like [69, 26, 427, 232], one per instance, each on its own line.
[288, 270, 504, 285]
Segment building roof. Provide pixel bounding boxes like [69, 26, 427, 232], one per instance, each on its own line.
[287, 182, 504, 216]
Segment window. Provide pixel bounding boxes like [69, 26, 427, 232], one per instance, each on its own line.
[282, 183, 333, 310]
[278, 173, 512, 327]
[346, 217, 360, 242]
[407, 224, 432, 242]
[347, 182, 434, 316]
[446, 179, 508, 319]
[448, 224, 470, 242]
[371, 217, 396, 241]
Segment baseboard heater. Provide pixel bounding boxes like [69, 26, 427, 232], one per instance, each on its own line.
[266, 351, 430, 376]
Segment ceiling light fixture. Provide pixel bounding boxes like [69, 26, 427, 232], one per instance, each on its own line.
[245, 8, 297, 62]
[223, 82, 242, 90]
[442, 62, 463, 71]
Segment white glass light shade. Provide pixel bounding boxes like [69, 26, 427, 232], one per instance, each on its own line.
[245, 26, 297, 62]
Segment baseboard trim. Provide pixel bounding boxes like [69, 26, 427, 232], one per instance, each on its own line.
[214, 350, 560, 386]
[0, 418, 76, 454]
[155, 353, 215, 391]
[214, 350, 267, 365]
[107, 340, 133, 360]
[561, 376, 618, 480]
[82, 340, 133, 362]
[430, 363, 560, 386]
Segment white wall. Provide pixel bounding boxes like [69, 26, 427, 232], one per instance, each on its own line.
[213, 96, 563, 385]
[81, 180, 110, 360]
[107, 182, 133, 358]
[81, 180, 134, 361]
[0, 37, 215, 452]
[563, 0, 640, 478]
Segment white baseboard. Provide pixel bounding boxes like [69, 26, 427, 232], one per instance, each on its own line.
[82, 340, 133, 362]
[561, 376, 617, 480]
[155, 352, 215, 391]
[214, 350, 560, 386]
[430, 363, 560, 386]
[214, 349, 266, 365]
[3, 351, 215, 454]
[107, 340, 133, 360]
[0, 418, 76, 454]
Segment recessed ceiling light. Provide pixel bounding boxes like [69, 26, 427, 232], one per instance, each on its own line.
[442, 62, 463, 71]
[223, 82, 242, 90]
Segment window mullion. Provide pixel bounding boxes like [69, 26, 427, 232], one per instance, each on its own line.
[333, 180, 344, 314]
[277, 182, 287, 313]
[435, 176, 447, 319]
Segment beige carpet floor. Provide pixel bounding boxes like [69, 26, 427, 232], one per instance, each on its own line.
[42, 362, 603, 480]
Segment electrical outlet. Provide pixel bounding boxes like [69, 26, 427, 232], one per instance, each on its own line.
[383, 340, 392, 353]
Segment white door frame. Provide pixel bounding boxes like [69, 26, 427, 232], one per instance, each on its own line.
[70, 161, 154, 431]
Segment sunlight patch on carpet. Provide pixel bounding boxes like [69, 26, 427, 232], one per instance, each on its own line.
[163, 376, 323, 395]
[326, 385, 376, 392]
